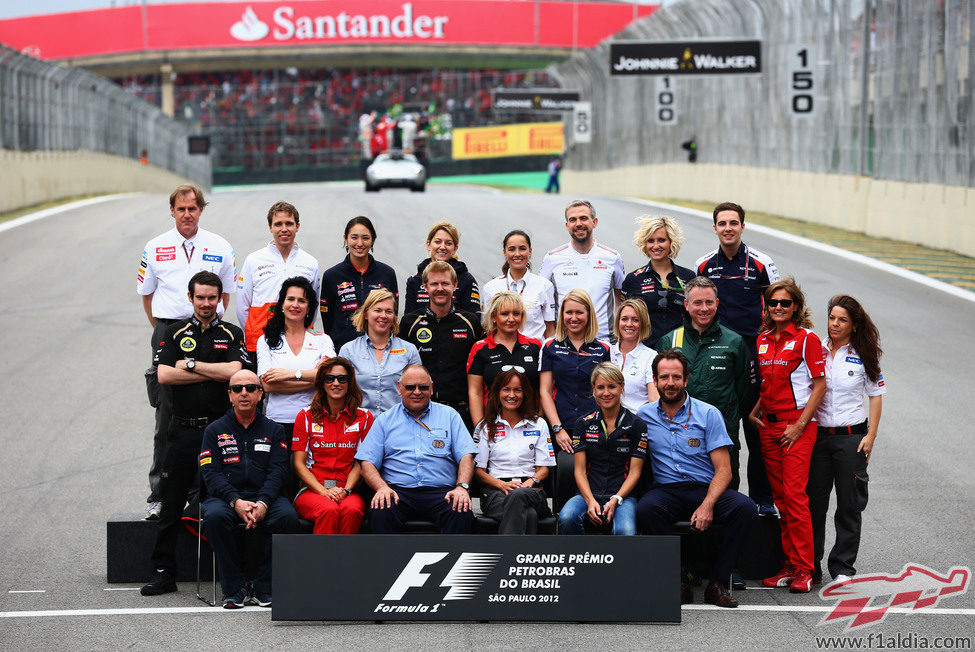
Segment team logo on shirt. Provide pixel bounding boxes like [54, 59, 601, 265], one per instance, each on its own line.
[432, 440, 446, 449]
[311, 423, 324, 433]
[416, 328, 433, 344]
[202, 254, 223, 262]
[180, 337, 197, 352]
[524, 430, 540, 437]
[391, 348, 407, 355]
[345, 422, 361, 433]
[156, 246, 175, 253]
[157, 253, 176, 261]
[687, 438, 701, 448]
[759, 344, 769, 354]
[783, 341, 796, 351]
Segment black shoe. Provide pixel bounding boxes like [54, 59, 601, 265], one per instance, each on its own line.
[704, 581, 739, 608]
[140, 570, 177, 596]
[222, 588, 247, 609]
[680, 582, 694, 604]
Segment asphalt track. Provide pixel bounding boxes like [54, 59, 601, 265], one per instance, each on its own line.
[0, 182, 972, 651]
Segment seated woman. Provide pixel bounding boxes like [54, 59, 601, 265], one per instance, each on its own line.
[467, 291, 542, 426]
[474, 369, 555, 534]
[558, 362, 647, 535]
[339, 288, 421, 414]
[610, 298, 659, 413]
[257, 277, 335, 437]
[539, 289, 610, 453]
[291, 358, 374, 534]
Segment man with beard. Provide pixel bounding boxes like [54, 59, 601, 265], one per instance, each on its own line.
[540, 200, 625, 340]
[635, 349, 757, 608]
[401, 262, 483, 432]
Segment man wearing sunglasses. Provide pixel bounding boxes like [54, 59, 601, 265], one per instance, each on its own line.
[695, 202, 779, 517]
[142, 271, 248, 598]
[356, 365, 477, 534]
[402, 261, 484, 433]
[199, 370, 298, 608]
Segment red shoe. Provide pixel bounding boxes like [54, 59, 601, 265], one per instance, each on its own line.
[789, 570, 813, 593]
[762, 566, 795, 588]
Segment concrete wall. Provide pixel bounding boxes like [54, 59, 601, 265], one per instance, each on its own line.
[563, 164, 975, 258]
[1, 149, 199, 214]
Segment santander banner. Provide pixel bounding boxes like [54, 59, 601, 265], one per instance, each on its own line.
[1, 1, 657, 61]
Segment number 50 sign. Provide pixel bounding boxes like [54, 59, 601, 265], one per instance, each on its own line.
[789, 45, 816, 116]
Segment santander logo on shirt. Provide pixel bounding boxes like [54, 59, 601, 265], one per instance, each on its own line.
[229, 3, 449, 43]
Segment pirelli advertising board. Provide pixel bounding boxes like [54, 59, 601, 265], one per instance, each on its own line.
[452, 122, 565, 159]
[610, 39, 762, 76]
[273, 535, 680, 622]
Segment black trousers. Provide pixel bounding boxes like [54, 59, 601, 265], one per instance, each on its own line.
[369, 486, 473, 534]
[481, 487, 551, 534]
[147, 318, 178, 502]
[149, 422, 205, 574]
[807, 430, 869, 578]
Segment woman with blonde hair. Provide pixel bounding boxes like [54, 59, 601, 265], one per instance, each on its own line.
[621, 215, 695, 349]
[404, 220, 481, 317]
[338, 288, 421, 413]
[610, 298, 659, 412]
[540, 289, 610, 453]
[749, 278, 826, 593]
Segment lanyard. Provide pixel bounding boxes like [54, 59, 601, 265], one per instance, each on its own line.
[660, 399, 692, 430]
[182, 242, 195, 264]
[507, 276, 526, 295]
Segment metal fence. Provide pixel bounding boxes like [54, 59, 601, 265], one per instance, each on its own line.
[553, 0, 973, 187]
[0, 46, 211, 185]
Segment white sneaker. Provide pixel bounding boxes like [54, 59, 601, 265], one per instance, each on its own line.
[834, 574, 852, 583]
[145, 501, 162, 520]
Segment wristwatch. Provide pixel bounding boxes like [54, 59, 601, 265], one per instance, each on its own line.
[551, 424, 563, 433]
[611, 495, 623, 506]
[294, 369, 302, 380]
[529, 476, 541, 485]
[185, 358, 196, 371]
[456, 482, 470, 492]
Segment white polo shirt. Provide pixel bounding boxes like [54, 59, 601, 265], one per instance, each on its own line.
[474, 416, 555, 478]
[815, 340, 886, 428]
[138, 227, 236, 320]
[236, 242, 321, 333]
[256, 330, 336, 424]
[539, 240, 625, 340]
[610, 342, 657, 413]
[481, 271, 557, 342]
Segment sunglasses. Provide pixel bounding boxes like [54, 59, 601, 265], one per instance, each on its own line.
[322, 374, 349, 384]
[767, 299, 794, 308]
[403, 384, 431, 392]
[229, 383, 260, 393]
[501, 365, 526, 373]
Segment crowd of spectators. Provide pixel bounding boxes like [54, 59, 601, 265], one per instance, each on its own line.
[115, 68, 559, 171]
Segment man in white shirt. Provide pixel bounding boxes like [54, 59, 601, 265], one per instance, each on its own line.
[236, 201, 321, 353]
[137, 184, 236, 519]
[539, 200, 625, 340]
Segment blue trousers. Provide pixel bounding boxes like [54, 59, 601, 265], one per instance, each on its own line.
[636, 482, 757, 583]
[202, 496, 298, 598]
[369, 485, 473, 534]
[559, 494, 638, 535]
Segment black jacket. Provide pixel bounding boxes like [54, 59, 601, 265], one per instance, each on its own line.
[404, 258, 481, 318]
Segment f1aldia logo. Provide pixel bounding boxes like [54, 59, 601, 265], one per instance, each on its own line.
[382, 552, 502, 602]
[819, 563, 970, 631]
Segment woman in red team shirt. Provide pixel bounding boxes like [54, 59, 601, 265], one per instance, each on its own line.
[292, 357, 374, 534]
[749, 278, 826, 593]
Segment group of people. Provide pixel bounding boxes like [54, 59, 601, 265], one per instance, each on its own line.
[136, 185, 885, 611]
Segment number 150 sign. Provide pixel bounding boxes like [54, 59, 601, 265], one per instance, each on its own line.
[789, 45, 816, 117]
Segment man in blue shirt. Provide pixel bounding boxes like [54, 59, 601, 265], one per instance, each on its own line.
[636, 349, 757, 608]
[356, 365, 477, 533]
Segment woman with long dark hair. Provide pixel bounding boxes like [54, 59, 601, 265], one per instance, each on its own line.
[257, 277, 335, 436]
[320, 216, 399, 351]
[481, 229, 556, 341]
[292, 358, 373, 534]
[808, 295, 885, 583]
[749, 278, 826, 593]
[474, 369, 555, 534]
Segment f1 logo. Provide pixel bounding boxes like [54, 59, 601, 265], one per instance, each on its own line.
[383, 552, 502, 601]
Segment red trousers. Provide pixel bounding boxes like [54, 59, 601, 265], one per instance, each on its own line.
[760, 419, 817, 572]
[294, 490, 365, 535]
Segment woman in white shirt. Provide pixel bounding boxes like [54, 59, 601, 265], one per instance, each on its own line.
[257, 277, 336, 437]
[609, 299, 659, 413]
[808, 295, 885, 584]
[481, 229, 556, 341]
[474, 368, 555, 534]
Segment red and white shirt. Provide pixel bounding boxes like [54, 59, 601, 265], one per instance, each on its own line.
[756, 324, 826, 414]
[292, 406, 374, 486]
[815, 340, 886, 427]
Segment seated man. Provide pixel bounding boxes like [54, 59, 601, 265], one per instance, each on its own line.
[636, 350, 757, 608]
[356, 365, 476, 534]
[199, 370, 298, 609]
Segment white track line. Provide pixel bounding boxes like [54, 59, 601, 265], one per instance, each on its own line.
[0, 194, 141, 234]
[626, 197, 975, 304]
[7, 590, 45, 594]
[103, 588, 140, 591]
